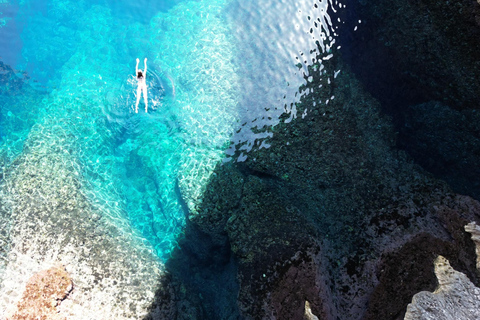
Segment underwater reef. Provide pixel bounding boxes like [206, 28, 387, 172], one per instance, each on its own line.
[145, 1, 480, 319]
[339, 0, 480, 200]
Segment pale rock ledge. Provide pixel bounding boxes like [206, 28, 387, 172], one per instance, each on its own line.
[404, 222, 480, 320]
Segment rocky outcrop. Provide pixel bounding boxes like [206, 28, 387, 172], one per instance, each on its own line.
[402, 221, 480, 319]
[465, 222, 480, 269]
[304, 301, 320, 320]
[404, 255, 480, 320]
[403, 220, 480, 319]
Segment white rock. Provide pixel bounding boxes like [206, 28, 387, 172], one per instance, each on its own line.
[465, 222, 480, 270]
[405, 239, 480, 319]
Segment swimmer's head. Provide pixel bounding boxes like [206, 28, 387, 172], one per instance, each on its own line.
[137, 71, 143, 78]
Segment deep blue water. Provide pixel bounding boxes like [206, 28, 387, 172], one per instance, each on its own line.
[0, 0, 348, 261]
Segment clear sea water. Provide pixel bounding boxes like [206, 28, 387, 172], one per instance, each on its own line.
[0, 0, 347, 261]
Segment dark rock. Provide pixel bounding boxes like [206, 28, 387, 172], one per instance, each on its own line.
[339, 0, 480, 113]
[224, 174, 329, 319]
[181, 60, 480, 319]
[336, 1, 480, 203]
[0, 61, 25, 95]
[143, 273, 204, 320]
[145, 3, 480, 319]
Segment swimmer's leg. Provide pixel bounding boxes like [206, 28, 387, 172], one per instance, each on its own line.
[135, 86, 141, 113]
[143, 85, 148, 113]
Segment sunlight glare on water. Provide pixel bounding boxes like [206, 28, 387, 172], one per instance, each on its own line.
[227, 0, 342, 160]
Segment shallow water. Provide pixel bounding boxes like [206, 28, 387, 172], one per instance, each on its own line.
[0, 0, 351, 262]
[0, 3, 359, 315]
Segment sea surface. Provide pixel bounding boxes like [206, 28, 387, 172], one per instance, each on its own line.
[0, 0, 349, 260]
[3, 0, 480, 319]
[0, 0, 355, 316]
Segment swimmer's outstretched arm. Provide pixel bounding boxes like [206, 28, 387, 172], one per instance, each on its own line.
[136, 58, 139, 75]
[144, 58, 148, 113]
[144, 58, 147, 77]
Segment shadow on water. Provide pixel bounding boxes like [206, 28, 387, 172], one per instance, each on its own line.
[140, 223, 241, 320]
[143, 176, 242, 319]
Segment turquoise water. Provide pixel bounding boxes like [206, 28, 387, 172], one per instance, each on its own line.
[0, 0, 343, 261]
[1, 0, 241, 261]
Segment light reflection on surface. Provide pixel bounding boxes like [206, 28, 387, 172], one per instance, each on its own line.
[226, 0, 344, 161]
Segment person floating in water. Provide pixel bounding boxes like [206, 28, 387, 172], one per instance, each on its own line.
[135, 57, 148, 113]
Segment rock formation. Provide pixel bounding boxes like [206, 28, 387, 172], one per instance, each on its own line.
[402, 221, 480, 320]
[146, 2, 480, 315]
[465, 222, 480, 270]
[405, 255, 480, 320]
[2, 0, 480, 319]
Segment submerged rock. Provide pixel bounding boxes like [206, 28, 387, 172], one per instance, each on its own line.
[161, 52, 480, 319]
[0, 111, 163, 319]
[338, 0, 480, 202]
[7, 265, 73, 320]
[339, 0, 480, 111]
[399, 102, 480, 200]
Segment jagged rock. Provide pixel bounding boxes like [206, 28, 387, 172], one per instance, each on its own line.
[364, 195, 480, 320]
[404, 256, 480, 320]
[304, 301, 320, 320]
[465, 222, 480, 270]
